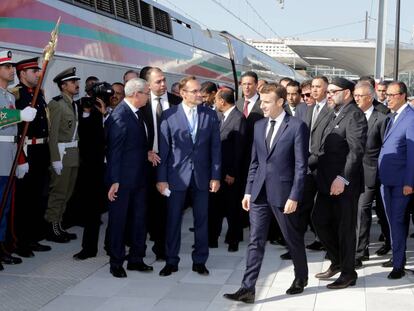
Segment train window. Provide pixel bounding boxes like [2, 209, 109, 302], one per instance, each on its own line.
[153, 7, 172, 35]
[127, 0, 141, 25]
[114, 0, 128, 19]
[96, 0, 114, 14]
[140, 1, 154, 29]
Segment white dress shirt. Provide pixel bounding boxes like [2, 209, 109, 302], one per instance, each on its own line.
[266, 110, 286, 148]
[222, 105, 236, 123]
[182, 102, 198, 139]
[244, 93, 259, 116]
[393, 103, 409, 122]
[151, 92, 170, 152]
[364, 104, 374, 121]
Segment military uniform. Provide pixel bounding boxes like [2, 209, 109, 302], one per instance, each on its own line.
[12, 57, 51, 256]
[44, 67, 80, 243]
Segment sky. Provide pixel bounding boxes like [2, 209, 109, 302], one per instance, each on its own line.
[155, 0, 414, 44]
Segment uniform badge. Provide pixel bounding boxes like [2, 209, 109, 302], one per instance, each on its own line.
[68, 120, 72, 128]
[0, 111, 7, 120]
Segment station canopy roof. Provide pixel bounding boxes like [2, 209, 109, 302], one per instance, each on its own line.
[286, 39, 414, 77]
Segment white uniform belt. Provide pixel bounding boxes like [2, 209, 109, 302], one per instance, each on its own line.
[58, 140, 78, 148]
[25, 137, 48, 145]
[0, 135, 17, 143]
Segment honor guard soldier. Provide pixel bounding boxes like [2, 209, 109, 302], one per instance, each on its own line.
[11, 57, 52, 257]
[0, 50, 37, 270]
[44, 67, 80, 243]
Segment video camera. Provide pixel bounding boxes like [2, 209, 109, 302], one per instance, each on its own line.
[80, 82, 114, 109]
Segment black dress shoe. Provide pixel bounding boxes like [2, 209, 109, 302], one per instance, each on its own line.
[189, 227, 195, 232]
[29, 242, 51, 252]
[388, 268, 405, 279]
[378, 233, 385, 242]
[110, 265, 127, 278]
[127, 262, 153, 272]
[280, 251, 292, 260]
[159, 264, 178, 276]
[15, 246, 35, 258]
[354, 258, 363, 269]
[376, 244, 391, 256]
[410, 233, 414, 238]
[223, 288, 255, 304]
[0, 254, 23, 265]
[382, 258, 393, 267]
[286, 277, 308, 295]
[315, 265, 341, 279]
[208, 240, 218, 248]
[228, 243, 239, 252]
[306, 240, 325, 251]
[327, 274, 357, 289]
[73, 249, 97, 260]
[192, 263, 209, 275]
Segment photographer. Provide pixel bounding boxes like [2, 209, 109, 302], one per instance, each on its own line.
[72, 80, 112, 260]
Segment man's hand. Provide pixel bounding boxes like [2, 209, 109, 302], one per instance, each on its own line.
[16, 163, 29, 179]
[95, 98, 107, 115]
[242, 194, 251, 211]
[52, 161, 63, 175]
[209, 180, 220, 192]
[148, 150, 161, 166]
[330, 177, 345, 196]
[108, 183, 119, 201]
[403, 185, 413, 196]
[284, 199, 298, 214]
[20, 106, 37, 122]
[224, 175, 235, 185]
[156, 182, 169, 195]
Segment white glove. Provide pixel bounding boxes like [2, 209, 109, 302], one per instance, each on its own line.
[16, 163, 29, 179]
[20, 106, 37, 122]
[52, 161, 63, 175]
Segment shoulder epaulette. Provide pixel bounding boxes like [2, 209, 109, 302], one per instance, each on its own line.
[8, 86, 22, 100]
[52, 95, 63, 101]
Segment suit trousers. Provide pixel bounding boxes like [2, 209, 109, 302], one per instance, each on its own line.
[108, 186, 147, 267]
[381, 185, 411, 269]
[45, 166, 78, 223]
[312, 190, 358, 275]
[374, 184, 391, 246]
[166, 174, 209, 266]
[355, 185, 376, 258]
[242, 188, 308, 290]
[300, 173, 319, 234]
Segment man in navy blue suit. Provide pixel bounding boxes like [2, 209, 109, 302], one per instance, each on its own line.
[378, 81, 414, 279]
[156, 76, 221, 276]
[105, 78, 154, 278]
[224, 83, 309, 303]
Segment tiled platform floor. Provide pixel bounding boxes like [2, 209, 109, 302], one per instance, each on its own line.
[0, 211, 413, 311]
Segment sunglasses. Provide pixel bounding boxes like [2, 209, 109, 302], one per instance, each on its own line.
[301, 93, 311, 98]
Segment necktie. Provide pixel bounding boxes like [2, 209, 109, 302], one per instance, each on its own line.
[311, 104, 320, 130]
[136, 110, 148, 140]
[243, 100, 249, 118]
[189, 107, 197, 143]
[291, 106, 296, 116]
[385, 112, 397, 135]
[155, 97, 162, 120]
[266, 120, 276, 151]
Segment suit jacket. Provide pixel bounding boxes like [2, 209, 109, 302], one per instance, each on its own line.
[142, 92, 181, 151]
[373, 98, 390, 115]
[236, 96, 263, 176]
[284, 102, 307, 122]
[379, 104, 414, 187]
[317, 101, 368, 194]
[105, 101, 148, 188]
[363, 107, 387, 187]
[157, 103, 221, 191]
[220, 107, 246, 180]
[245, 114, 309, 207]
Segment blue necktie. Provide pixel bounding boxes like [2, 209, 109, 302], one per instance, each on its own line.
[189, 107, 197, 143]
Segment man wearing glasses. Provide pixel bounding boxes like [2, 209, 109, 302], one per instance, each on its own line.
[300, 80, 315, 106]
[312, 77, 367, 289]
[378, 81, 414, 279]
[157, 76, 221, 277]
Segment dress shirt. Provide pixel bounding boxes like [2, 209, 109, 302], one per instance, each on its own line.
[182, 102, 198, 139]
[222, 105, 236, 123]
[124, 98, 147, 136]
[364, 104, 374, 121]
[150, 92, 169, 152]
[265, 110, 286, 149]
[393, 103, 409, 122]
[244, 93, 259, 116]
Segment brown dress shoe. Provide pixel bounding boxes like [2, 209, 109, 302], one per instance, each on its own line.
[327, 274, 357, 289]
[315, 265, 341, 279]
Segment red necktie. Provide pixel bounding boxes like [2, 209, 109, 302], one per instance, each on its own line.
[243, 100, 249, 118]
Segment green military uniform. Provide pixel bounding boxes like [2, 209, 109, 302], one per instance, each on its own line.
[44, 68, 80, 242]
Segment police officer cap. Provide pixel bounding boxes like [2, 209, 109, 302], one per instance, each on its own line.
[53, 67, 80, 84]
[15, 57, 41, 71]
[0, 50, 15, 66]
[330, 77, 355, 92]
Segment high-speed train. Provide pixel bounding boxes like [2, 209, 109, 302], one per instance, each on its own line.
[0, 0, 303, 100]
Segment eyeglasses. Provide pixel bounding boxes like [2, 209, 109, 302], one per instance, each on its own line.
[327, 89, 343, 95]
[138, 91, 150, 96]
[353, 94, 370, 98]
[301, 93, 311, 98]
[386, 93, 401, 98]
[183, 89, 201, 95]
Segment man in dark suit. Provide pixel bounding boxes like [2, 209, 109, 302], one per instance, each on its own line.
[156, 76, 221, 277]
[312, 77, 367, 289]
[353, 82, 387, 268]
[284, 80, 307, 121]
[224, 84, 309, 303]
[358, 76, 389, 114]
[105, 78, 153, 278]
[141, 67, 181, 260]
[378, 81, 414, 279]
[208, 87, 246, 252]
